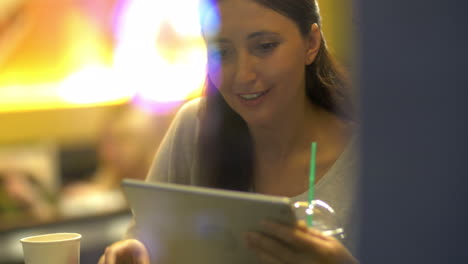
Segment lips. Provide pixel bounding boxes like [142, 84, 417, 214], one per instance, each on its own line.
[237, 89, 270, 106]
[238, 90, 268, 100]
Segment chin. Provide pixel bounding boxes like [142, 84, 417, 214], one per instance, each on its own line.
[239, 112, 274, 129]
[226, 99, 275, 127]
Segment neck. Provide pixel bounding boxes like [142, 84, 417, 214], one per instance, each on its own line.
[249, 98, 318, 162]
[249, 101, 351, 166]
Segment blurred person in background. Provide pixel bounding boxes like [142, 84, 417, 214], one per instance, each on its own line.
[0, 166, 57, 229]
[99, 0, 359, 263]
[0, 0, 29, 69]
[60, 104, 173, 217]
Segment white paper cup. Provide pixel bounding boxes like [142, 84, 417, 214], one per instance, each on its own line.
[20, 233, 81, 264]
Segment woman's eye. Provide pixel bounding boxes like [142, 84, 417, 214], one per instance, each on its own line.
[208, 49, 229, 61]
[258, 42, 279, 51]
[253, 42, 279, 56]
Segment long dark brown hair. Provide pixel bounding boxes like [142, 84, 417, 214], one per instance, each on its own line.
[197, 0, 353, 191]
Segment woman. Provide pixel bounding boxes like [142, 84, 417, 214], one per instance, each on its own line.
[99, 0, 359, 263]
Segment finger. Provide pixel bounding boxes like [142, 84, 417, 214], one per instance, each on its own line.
[126, 240, 150, 264]
[306, 227, 334, 242]
[256, 251, 284, 264]
[296, 220, 309, 232]
[295, 220, 331, 241]
[245, 232, 295, 264]
[104, 246, 117, 264]
[98, 254, 105, 264]
[136, 245, 150, 264]
[263, 220, 333, 253]
[261, 220, 312, 250]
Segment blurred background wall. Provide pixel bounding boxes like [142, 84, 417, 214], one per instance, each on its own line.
[358, 0, 468, 262]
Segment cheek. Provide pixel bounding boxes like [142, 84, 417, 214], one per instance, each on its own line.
[262, 52, 304, 88]
[207, 60, 233, 92]
[207, 64, 222, 89]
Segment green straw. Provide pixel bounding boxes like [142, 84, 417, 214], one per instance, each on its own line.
[307, 142, 317, 227]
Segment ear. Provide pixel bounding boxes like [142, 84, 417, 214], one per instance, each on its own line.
[304, 23, 322, 65]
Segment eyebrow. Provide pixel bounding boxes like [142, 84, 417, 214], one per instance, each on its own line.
[209, 38, 230, 44]
[208, 30, 281, 44]
[247, 30, 281, 39]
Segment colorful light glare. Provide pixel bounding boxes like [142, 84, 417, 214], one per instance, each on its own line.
[0, 0, 212, 112]
[57, 65, 134, 104]
[113, 0, 207, 104]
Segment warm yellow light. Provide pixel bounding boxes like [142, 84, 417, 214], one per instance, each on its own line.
[113, 0, 206, 103]
[0, 0, 208, 112]
[160, 0, 203, 37]
[57, 65, 134, 105]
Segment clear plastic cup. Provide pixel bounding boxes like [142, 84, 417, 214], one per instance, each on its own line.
[293, 200, 345, 241]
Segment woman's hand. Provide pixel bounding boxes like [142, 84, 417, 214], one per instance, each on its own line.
[98, 239, 150, 264]
[245, 220, 358, 264]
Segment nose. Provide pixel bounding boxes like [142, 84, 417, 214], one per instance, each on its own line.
[234, 51, 257, 86]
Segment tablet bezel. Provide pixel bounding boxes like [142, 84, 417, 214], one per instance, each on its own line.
[122, 179, 297, 264]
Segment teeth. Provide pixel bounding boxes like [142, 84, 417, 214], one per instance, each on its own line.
[240, 92, 263, 100]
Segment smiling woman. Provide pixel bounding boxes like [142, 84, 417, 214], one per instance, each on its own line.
[198, 0, 353, 191]
[99, 0, 359, 264]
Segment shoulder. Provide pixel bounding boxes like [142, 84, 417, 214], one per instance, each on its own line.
[145, 98, 204, 183]
[164, 97, 204, 149]
[171, 97, 203, 130]
[175, 97, 202, 121]
[179, 97, 203, 114]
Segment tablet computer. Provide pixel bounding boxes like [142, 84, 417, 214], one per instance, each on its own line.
[121, 179, 297, 264]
